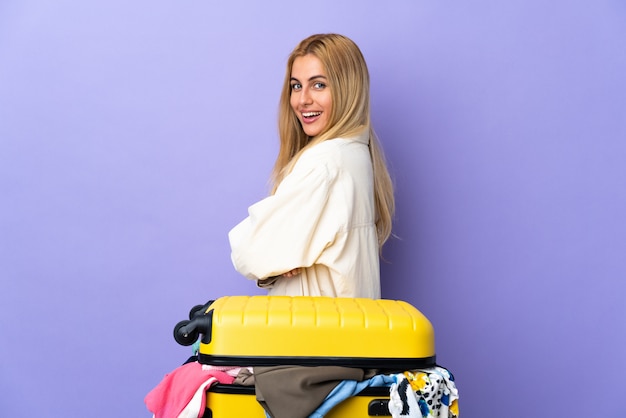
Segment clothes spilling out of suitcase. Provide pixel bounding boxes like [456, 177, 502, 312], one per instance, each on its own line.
[145, 296, 459, 418]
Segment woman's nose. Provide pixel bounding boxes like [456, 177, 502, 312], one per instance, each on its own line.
[299, 89, 313, 105]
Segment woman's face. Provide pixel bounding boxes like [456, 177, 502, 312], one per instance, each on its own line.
[290, 54, 332, 137]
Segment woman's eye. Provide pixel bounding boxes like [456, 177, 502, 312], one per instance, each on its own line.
[313, 82, 326, 89]
[291, 83, 302, 91]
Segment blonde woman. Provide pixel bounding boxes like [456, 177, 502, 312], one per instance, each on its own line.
[228, 33, 394, 298]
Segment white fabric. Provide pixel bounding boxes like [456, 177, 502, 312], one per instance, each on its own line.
[389, 377, 422, 418]
[176, 376, 218, 418]
[388, 367, 459, 418]
[229, 130, 380, 298]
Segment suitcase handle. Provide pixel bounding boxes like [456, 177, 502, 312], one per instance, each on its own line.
[368, 399, 391, 416]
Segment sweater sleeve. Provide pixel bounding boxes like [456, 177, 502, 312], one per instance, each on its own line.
[228, 147, 343, 280]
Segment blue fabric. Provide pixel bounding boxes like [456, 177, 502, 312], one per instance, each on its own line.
[191, 339, 201, 355]
[308, 374, 395, 418]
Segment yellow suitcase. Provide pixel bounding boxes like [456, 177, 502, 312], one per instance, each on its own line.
[174, 295, 436, 369]
[173, 296, 436, 417]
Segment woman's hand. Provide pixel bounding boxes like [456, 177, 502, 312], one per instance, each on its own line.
[282, 268, 301, 278]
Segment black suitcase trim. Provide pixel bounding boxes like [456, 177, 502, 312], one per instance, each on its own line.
[198, 353, 436, 369]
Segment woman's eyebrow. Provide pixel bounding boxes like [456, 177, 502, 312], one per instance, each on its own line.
[290, 75, 327, 82]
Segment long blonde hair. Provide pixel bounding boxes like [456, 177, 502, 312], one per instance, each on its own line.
[271, 33, 395, 248]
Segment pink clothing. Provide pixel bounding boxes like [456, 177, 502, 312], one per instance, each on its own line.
[145, 362, 235, 418]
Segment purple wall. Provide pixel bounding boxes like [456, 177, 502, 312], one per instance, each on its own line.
[1, 1, 624, 417]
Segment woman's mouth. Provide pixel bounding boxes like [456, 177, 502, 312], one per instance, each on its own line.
[302, 111, 322, 122]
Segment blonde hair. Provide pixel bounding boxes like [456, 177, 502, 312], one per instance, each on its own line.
[271, 33, 395, 248]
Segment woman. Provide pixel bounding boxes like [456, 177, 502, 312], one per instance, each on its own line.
[228, 33, 394, 298]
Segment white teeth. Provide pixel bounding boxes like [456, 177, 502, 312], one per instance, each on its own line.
[302, 112, 321, 117]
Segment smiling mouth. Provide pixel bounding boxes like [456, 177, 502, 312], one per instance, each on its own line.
[302, 111, 322, 119]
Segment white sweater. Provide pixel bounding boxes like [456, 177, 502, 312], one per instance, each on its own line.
[228, 130, 380, 298]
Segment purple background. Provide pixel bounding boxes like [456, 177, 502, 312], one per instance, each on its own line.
[1, 1, 625, 417]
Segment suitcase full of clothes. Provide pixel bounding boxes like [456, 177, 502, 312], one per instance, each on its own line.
[173, 295, 437, 417]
